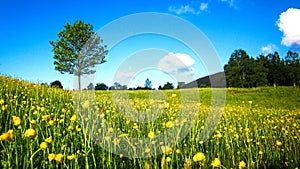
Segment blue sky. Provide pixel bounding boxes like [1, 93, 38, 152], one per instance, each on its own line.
[0, 0, 300, 89]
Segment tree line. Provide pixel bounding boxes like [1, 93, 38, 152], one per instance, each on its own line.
[224, 49, 300, 88]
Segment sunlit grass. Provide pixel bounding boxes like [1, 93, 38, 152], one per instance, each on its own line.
[0, 75, 300, 168]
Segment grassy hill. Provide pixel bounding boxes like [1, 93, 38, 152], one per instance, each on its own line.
[0, 75, 300, 168]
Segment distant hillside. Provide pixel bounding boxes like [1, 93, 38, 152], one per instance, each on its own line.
[183, 72, 226, 88]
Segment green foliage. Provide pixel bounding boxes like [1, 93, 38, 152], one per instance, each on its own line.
[50, 20, 108, 90]
[50, 80, 63, 89]
[95, 83, 108, 90]
[225, 49, 300, 88]
[161, 82, 174, 90]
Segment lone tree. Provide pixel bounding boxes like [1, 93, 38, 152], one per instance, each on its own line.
[50, 20, 108, 90]
[144, 78, 152, 89]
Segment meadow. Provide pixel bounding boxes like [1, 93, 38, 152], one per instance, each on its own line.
[0, 75, 300, 169]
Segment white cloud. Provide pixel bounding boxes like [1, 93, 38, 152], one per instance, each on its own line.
[261, 44, 278, 53]
[168, 2, 209, 15]
[277, 8, 300, 47]
[158, 53, 195, 76]
[168, 5, 199, 15]
[200, 3, 208, 11]
[220, 0, 236, 8]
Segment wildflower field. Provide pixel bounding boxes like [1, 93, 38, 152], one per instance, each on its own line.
[0, 75, 300, 169]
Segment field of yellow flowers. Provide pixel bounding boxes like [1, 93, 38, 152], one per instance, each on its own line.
[0, 75, 300, 169]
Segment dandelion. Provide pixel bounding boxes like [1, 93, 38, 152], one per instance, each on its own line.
[0, 130, 14, 141]
[2, 105, 8, 111]
[30, 120, 37, 125]
[171, 93, 177, 98]
[161, 146, 173, 155]
[45, 136, 52, 143]
[70, 114, 77, 122]
[48, 120, 54, 126]
[48, 153, 56, 161]
[244, 128, 250, 133]
[54, 153, 64, 163]
[24, 128, 36, 139]
[184, 159, 192, 169]
[193, 152, 205, 162]
[67, 154, 75, 160]
[12, 116, 21, 126]
[42, 115, 50, 121]
[166, 157, 172, 162]
[239, 161, 246, 169]
[0, 99, 4, 105]
[148, 131, 155, 139]
[40, 142, 48, 150]
[165, 121, 174, 128]
[68, 125, 74, 131]
[211, 158, 221, 168]
[276, 141, 282, 146]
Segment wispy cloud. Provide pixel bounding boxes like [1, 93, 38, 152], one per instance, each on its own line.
[220, 0, 237, 8]
[168, 2, 209, 15]
[200, 2, 209, 11]
[158, 52, 195, 76]
[261, 44, 278, 54]
[277, 8, 300, 48]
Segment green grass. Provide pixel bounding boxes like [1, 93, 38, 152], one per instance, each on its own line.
[0, 75, 300, 168]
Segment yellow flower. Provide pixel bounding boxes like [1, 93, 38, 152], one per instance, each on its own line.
[166, 157, 172, 162]
[12, 116, 21, 126]
[40, 142, 48, 150]
[68, 125, 74, 131]
[161, 146, 173, 155]
[24, 129, 36, 139]
[171, 94, 177, 98]
[259, 151, 263, 155]
[165, 121, 174, 128]
[239, 161, 246, 169]
[43, 137, 52, 144]
[244, 128, 250, 133]
[67, 154, 75, 160]
[76, 125, 81, 132]
[276, 141, 282, 146]
[48, 153, 56, 161]
[193, 152, 205, 162]
[54, 153, 64, 163]
[211, 158, 221, 168]
[42, 115, 50, 121]
[148, 131, 155, 139]
[0, 130, 14, 141]
[62, 108, 67, 113]
[0, 99, 4, 105]
[2, 105, 7, 111]
[30, 120, 37, 125]
[248, 101, 252, 104]
[48, 120, 54, 126]
[70, 114, 77, 122]
[61, 144, 67, 150]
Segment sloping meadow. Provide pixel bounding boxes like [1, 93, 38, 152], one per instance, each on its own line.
[0, 76, 300, 168]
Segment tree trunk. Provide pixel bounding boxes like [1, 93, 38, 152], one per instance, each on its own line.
[78, 74, 81, 90]
[294, 80, 296, 87]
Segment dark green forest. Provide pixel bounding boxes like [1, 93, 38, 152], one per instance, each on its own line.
[224, 49, 300, 88]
